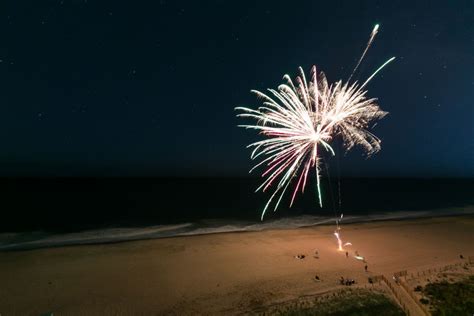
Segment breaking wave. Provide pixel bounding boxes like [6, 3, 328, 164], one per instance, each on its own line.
[1, 206, 473, 251]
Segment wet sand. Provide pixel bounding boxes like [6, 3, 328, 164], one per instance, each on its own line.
[0, 215, 473, 315]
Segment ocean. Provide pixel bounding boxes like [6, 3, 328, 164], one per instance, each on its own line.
[0, 177, 472, 250]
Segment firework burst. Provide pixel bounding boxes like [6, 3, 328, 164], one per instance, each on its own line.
[236, 25, 394, 221]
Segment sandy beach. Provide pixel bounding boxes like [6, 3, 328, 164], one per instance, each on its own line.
[0, 215, 473, 315]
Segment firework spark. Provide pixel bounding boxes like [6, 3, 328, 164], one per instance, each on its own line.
[236, 25, 394, 221]
[348, 24, 379, 82]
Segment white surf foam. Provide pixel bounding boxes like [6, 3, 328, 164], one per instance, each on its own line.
[1, 206, 473, 251]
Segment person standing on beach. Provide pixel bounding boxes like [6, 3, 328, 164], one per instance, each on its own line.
[364, 264, 368, 272]
[345, 251, 348, 258]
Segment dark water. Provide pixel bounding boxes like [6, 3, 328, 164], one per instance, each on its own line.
[0, 177, 472, 233]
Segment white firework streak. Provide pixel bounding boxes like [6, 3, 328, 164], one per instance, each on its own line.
[236, 27, 394, 221]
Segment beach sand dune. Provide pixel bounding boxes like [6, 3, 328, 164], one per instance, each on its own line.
[0, 216, 473, 315]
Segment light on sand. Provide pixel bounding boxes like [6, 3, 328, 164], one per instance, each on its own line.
[334, 230, 352, 251]
[334, 231, 343, 251]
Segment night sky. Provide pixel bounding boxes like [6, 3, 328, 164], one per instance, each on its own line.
[0, 1, 472, 177]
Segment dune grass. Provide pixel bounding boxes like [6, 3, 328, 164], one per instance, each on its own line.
[259, 289, 405, 316]
[422, 275, 474, 316]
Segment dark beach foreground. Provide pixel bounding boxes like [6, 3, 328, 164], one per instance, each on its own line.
[0, 215, 473, 315]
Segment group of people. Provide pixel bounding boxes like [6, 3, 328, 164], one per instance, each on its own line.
[340, 276, 356, 286]
[295, 249, 320, 260]
[294, 248, 368, 286]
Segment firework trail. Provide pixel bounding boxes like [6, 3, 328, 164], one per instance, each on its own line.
[236, 25, 394, 222]
[348, 24, 379, 82]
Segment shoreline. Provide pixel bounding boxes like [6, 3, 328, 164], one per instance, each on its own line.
[0, 215, 473, 314]
[1, 207, 473, 252]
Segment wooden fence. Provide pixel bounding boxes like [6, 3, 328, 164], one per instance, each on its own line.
[369, 275, 384, 283]
[408, 260, 472, 280]
[379, 275, 411, 316]
[399, 279, 430, 316]
[394, 270, 407, 278]
[403, 258, 473, 315]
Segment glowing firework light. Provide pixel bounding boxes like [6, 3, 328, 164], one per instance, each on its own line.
[236, 25, 394, 221]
